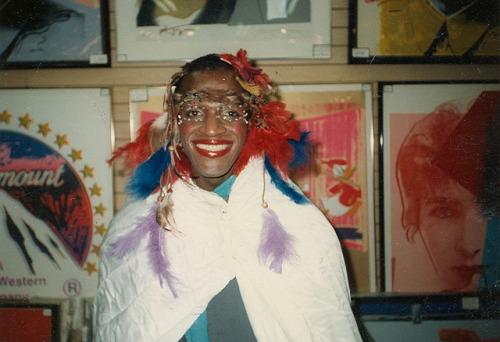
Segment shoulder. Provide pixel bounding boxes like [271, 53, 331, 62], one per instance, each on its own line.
[101, 195, 156, 245]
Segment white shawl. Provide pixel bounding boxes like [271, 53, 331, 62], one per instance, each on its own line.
[93, 158, 362, 341]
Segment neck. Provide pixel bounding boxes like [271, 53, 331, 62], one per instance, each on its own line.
[193, 173, 231, 191]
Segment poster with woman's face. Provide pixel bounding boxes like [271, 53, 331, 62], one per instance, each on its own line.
[382, 82, 500, 293]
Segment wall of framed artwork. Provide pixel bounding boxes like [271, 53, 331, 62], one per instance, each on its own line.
[0, 88, 114, 300]
[349, 0, 500, 64]
[0, 0, 110, 69]
[0, 1, 498, 339]
[0, 0, 498, 298]
[379, 81, 500, 294]
[115, 0, 331, 61]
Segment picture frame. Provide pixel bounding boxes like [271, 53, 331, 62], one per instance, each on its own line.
[276, 84, 376, 293]
[115, 0, 331, 61]
[0, 0, 110, 69]
[0, 88, 114, 299]
[129, 84, 376, 293]
[0, 302, 60, 342]
[352, 293, 500, 341]
[379, 81, 500, 293]
[348, 0, 500, 64]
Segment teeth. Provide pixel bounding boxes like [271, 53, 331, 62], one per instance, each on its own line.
[196, 143, 231, 151]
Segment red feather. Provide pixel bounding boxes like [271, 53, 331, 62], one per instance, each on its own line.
[234, 101, 302, 176]
[108, 119, 154, 170]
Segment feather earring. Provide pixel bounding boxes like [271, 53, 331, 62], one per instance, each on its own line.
[156, 145, 182, 235]
[258, 158, 296, 273]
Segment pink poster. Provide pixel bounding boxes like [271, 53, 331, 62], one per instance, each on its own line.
[385, 85, 500, 293]
[297, 109, 366, 250]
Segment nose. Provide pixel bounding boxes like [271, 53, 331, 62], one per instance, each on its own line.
[199, 108, 225, 136]
[456, 211, 487, 259]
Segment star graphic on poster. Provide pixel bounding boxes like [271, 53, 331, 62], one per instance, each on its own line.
[81, 165, 94, 179]
[94, 203, 107, 216]
[68, 148, 83, 162]
[19, 113, 33, 129]
[95, 223, 107, 237]
[91, 244, 101, 257]
[0, 110, 13, 124]
[55, 134, 69, 148]
[37, 123, 52, 137]
[84, 262, 98, 276]
[89, 183, 102, 197]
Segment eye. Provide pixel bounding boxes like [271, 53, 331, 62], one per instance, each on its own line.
[181, 107, 206, 122]
[226, 111, 239, 117]
[428, 205, 459, 220]
[185, 110, 200, 118]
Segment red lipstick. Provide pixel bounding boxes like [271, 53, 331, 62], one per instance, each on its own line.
[192, 139, 233, 158]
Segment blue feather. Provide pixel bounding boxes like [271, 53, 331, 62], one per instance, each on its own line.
[288, 131, 312, 170]
[265, 156, 309, 205]
[126, 145, 171, 199]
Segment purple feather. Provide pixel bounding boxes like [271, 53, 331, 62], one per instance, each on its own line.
[108, 204, 177, 297]
[258, 208, 296, 274]
[148, 213, 178, 297]
[108, 207, 156, 259]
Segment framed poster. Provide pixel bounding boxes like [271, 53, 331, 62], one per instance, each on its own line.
[129, 87, 166, 138]
[0, 302, 60, 342]
[0, 0, 110, 69]
[380, 82, 500, 293]
[129, 84, 376, 292]
[352, 293, 500, 342]
[0, 88, 113, 299]
[349, 0, 500, 64]
[115, 0, 331, 61]
[276, 84, 375, 293]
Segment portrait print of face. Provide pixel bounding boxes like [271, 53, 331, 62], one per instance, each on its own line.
[395, 104, 487, 292]
[387, 87, 499, 294]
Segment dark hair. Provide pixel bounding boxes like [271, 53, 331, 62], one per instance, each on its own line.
[173, 54, 234, 91]
[478, 106, 500, 217]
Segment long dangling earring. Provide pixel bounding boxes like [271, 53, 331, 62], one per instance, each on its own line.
[261, 156, 268, 209]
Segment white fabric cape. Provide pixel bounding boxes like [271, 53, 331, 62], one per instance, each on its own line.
[93, 158, 362, 341]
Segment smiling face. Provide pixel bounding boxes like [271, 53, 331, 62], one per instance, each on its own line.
[175, 68, 250, 191]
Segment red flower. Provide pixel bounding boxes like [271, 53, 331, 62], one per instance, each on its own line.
[219, 49, 272, 96]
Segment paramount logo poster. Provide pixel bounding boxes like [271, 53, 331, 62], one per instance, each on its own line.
[0, 88, 113, 299]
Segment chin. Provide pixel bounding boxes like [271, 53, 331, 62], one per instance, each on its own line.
[441, 273, 478, 293]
